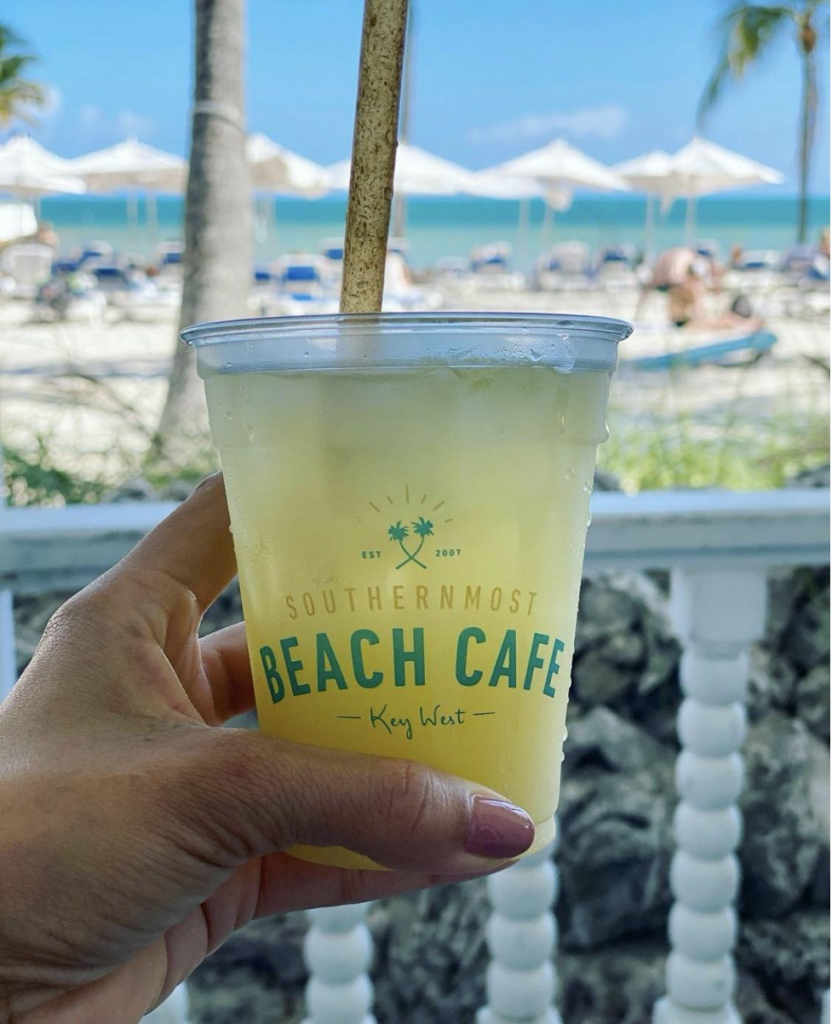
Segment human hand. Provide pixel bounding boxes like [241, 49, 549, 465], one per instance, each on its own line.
[0, 474, 534, 1023]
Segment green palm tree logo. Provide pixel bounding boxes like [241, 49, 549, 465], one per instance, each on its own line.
[389, 516, 434, 569]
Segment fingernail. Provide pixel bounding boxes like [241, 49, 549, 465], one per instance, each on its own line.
[465, 796, 535, 859]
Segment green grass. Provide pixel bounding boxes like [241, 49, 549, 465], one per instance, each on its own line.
[3, 439, 111, 507]
[3, 407, 828, 508]
[599, 408, 830, 491]
[2, 435, 217, 508]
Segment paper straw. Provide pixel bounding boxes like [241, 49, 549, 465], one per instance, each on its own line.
[340, 0, 409, 314]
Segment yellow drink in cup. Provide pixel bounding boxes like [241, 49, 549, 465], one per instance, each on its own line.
[184, 313, 631, 869]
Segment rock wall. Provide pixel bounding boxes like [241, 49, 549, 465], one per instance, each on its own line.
[186, 564, 830, 1024]
[11, 478, 829, 1024]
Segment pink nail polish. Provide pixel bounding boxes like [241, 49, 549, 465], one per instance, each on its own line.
[465, 796, 535, 858]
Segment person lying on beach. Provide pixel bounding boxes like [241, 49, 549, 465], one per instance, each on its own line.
[0, 474, 533, 1024]
[668, 261, 763, 333]
[634, 245, 724, 320]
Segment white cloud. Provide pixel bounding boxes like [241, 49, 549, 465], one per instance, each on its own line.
[77, 105, 156, 144]
[80, 104, 102, 130]
[37, 84, 62, 119]
[468, 105, 629, 145]
[12, 83, 62, 124]
[116, 109, 156, 140]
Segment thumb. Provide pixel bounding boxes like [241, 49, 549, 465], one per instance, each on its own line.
[171, 728, 535, 874]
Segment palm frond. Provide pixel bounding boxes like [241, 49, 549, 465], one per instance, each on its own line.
[0, 23, 26, 52]
[0, 22, 46, 124]
[0, 81, 46, 125]
[0, 54, 38, 83]
[698, 52, 735, 124]
[698, 3, 794, 124]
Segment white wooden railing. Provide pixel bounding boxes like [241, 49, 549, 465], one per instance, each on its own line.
[0, 488, 828, 1024]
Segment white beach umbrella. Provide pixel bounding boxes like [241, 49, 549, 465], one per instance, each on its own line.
[70, 139, 186, 193]
[328, 143, 467, 195]
[329, 142, 537, 198]
[490, 137, 627, 202]
[466, 169, 544, 200]
[0, 136, 86, 197]
[246, 133, 330, 196]
[487, 138, 627, 253]
[664, 138, 784, 243]
[667, 137, 783, 198]
[614, 150, 675, 194]
[70, 138, 186, 230]
[330, 144, 541, 257]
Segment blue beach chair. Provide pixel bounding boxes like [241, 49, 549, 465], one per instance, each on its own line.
[626, 329, 777, 371]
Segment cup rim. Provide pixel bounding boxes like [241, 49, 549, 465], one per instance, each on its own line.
[181, 311, 634, 348]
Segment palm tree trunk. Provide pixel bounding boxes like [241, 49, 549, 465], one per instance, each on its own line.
[797, 47, 817, 244]
[153, 0, 251, 466]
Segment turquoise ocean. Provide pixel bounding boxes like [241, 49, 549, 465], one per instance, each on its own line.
[40, 195, 830, 273]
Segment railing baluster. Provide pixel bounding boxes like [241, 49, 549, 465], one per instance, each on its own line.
[0, 588, 16, 702]
[654, 569, 767, 1024]
[303, 903, 376, 1024]
[145, 983, 189, 1022]
[0, 450, 16, 704]
[477, 822, 561, 1024]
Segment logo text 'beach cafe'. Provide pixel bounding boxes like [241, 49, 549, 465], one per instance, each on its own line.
[260, 625, 566, 705]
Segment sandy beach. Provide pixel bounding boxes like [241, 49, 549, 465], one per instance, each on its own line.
[0, 279, 827, 495]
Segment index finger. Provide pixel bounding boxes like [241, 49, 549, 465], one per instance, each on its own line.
[118, 472, 237, 615]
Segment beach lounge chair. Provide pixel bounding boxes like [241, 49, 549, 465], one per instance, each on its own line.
[253, 266, 274, 285]
[318, 239, 345, 292]
[51, 257, 77, 274]
[76, 259, 177, 321]
[766, 245, 830, 318]
[595, 244, 638, 291]
[723, 250, 781, 300]
[534, 242, 593, 291]
[88, 263, 132, 292]
[383, 251, 442, 311]
[470, 242, 511, 273]
[387, 237, 408, 258]
[626, 328, 777, 371]
[598, 244, 635, 266]
[78, 242, 114, 266]
[249, 265, 276, 316]
[779, 245, 817, 277]
[275, 255, 328, 299]
[248, 255, 339, 317]
[434, 256, 469, 280]
[50, 243, 116, 276]
[791, 262, 829, 317]
[733, 249, 779, 271]
[158, 250, 183, 270]
[116, 278, 181, 321]
[151, 243, 184, 285]
[0, 201, 37, 247]
[33, 269, 107, 323]
[694, 239, 721, 260]
[320, 237, 344, 262]
[0, 243, 55, 299]
[464, 242, 525, 292]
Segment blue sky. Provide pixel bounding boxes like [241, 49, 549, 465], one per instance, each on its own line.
[5, 0, 830, 195]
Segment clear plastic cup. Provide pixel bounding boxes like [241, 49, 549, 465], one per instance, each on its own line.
[183, 312, 631, 868]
